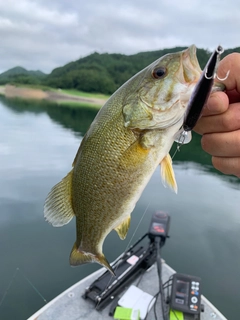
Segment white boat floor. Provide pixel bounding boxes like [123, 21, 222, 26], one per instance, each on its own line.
[28, 261, 227, 320]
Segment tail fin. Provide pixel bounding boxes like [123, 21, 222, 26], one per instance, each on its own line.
[69, 243, 115, 276]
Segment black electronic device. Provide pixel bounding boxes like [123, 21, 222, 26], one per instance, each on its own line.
[148, 211, 170, 243]
[83, 211, 170, 310]
[170, 273, 201, 315]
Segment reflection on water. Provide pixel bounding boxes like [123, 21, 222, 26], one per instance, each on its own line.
[1, 96, 98, 137]
[0, 97, 239, 320]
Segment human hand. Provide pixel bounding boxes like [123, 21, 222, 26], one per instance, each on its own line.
[194, 53, 240, 178]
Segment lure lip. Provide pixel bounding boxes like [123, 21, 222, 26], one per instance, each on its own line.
[182, 45, 224, 132]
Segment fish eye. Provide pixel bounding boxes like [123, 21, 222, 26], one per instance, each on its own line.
[152, 67, 167, 79]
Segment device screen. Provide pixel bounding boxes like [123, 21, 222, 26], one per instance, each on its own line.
[175, 280, 189, 305]
[150, 222, 165, 234]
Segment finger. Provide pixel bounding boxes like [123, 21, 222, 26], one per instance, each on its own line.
[201, 129, 240, 157]
[194, 91, 229, 135]
[216, 53, 240, 93]
[195, 103, 240, 135]
[202, 91, 229, 116]
[212, 156, 240, 177]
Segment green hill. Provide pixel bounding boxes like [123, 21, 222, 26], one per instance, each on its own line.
[0, 66, 47, 85]
[0, 66, 46, 77]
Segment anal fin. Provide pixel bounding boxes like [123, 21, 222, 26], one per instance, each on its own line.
[44, 170, 75, 227]
[69, 243, 115, 276]
[160, 154, 178, 193]
[115, 215, 131, 240]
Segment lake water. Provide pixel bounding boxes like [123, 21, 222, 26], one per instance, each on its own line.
[0, 96, 239, 320]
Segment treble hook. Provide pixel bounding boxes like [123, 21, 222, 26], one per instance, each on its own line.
[216, 69, 230, 81]
[204, 46, 230, 81]
[182, 45, 224, 132]
[206, 69, 230, 81]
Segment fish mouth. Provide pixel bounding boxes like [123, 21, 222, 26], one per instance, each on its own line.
[181, 45, 225, 91]
[182, 45, 226, 93]
[181, 45, 202, 83]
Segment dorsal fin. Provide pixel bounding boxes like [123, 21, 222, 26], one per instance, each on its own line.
[114, 215, 131, 240]
[160, 153, 178, 193]
[44, 170, 75, 227]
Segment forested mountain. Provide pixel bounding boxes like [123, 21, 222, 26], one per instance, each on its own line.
[2, 46, 240, 94]
[0, 66, 47, 85]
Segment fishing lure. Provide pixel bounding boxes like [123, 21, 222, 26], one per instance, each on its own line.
[174, 45, 226, 145]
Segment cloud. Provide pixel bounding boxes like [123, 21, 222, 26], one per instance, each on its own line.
[0, 0, 239, 73]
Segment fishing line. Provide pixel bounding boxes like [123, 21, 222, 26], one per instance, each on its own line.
[113, 201, 151, 276]
[172, 128, 188, 161]
[171, 143, 182, 161]
[0, 268, 18, 308]
[125, 201, 151, 252]
[0, 267, 47, 309]
[114, 201, 151, 274]
[18, 268, 48, 304]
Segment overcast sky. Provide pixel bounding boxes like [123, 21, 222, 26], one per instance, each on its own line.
[0, 0, 239, 74]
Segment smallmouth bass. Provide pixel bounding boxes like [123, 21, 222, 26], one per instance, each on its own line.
[45, 46, 209, 274]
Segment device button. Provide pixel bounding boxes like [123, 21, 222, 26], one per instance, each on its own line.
[191, 297, 198, 304]
[192, 281, 196, 285]
[195, 291, 199, 296]
[190, 304, 194, 309]
[195, 282, 199, 286]
[191, 286, 196, 290]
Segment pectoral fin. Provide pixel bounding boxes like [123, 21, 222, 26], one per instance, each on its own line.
[160, 154, 178, 193]
[44, 170, 75, 227]
[69, 243, 115, 276]
[115, 216, 131, 240]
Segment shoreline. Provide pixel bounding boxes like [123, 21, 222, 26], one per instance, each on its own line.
[0, 85, 107, 108]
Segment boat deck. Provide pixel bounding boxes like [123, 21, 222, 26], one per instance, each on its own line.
[28, 261, 227, 320]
